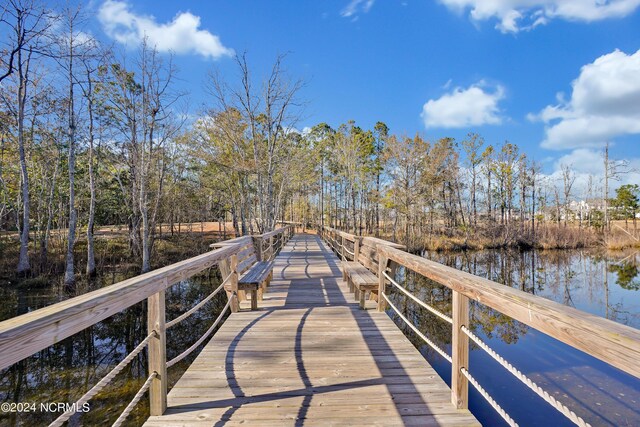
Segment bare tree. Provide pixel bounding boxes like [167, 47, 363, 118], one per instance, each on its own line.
[99, 41, 182, 272]
[462, 133, 484, 227]
[603, 142, 632, 231]
[1, 0, 54, 274]
[529, 161, 541, 235]
[207, 53, 304, 233]
[560, 163, 575, 227]
[55, 5, 82, 286]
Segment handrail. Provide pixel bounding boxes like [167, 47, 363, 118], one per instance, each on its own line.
[321, 226, 405, 250]
[374, 243, 640, 426]
[260, 227, 289, 240]
[0, 242, 244, 370]
[317, 225, 640, 425]
[0, 224, 295, 424]
[322, 226, 356, 242]
[376, 244, 640, 378]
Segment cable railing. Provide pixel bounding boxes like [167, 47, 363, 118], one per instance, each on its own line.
[321, 226, 356, 261]
[0, 225, 295, 426]
[165, 273, 231, 329]
[166, 297, 233, 368]
[317, 225, 640, 426]
[382, 270, 452, 324]
[49, 332, 156, 427]
[379, 292, 452, 363]
[375, 243, 640, 427]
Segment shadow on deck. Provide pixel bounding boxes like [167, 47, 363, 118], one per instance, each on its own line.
[144, 234, 479, 426]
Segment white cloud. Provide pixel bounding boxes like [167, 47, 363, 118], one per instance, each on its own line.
[98, 0, 233, 59]
[439, 0, 640, 33]
[421, 82, 505, 129]
[532, 49, 640, 150]
[341, 0, 375, 18]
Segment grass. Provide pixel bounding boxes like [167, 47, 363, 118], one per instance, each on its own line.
[415, 223, 608, 252]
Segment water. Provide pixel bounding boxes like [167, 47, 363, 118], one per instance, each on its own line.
[385, 248, 640, 426]
[0, 269, 227, 426]
[1, 248, 639, 426]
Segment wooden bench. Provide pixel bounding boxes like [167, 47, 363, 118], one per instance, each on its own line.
[335, 234, 405, 310]
[342, 261, 378, 309]
[239, 260, 274, 310]
[213, 237, 274, 311]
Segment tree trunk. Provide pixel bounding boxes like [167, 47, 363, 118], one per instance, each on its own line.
[86, 77, 97, 276]
[40, 160, 58, 269]
[16, 48, 31, 275]
[64, 47, 77, 287]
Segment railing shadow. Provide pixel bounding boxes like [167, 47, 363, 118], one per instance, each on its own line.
[166, 233, 444, 425]
[288, 234, 433, 426]
[213, 310, 273, 427]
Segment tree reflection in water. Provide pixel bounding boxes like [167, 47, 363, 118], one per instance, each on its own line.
[0, 267, 227, 426]
[385, 248, 640, 427]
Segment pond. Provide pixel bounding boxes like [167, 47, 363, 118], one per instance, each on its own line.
[1, 248, 639, 426]
[385, 248, 640, 426]
[0, 269, 227, 426]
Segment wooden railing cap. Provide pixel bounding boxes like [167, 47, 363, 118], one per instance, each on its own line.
[376, 244, 640, 379]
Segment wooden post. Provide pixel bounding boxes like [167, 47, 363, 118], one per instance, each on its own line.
[251, 289, 258, 310]
[254, 237, 263, 262]
[452, 290, 469, 409]
[148, 288, 167, 416]
[269, 236, 274, 260]
[219, 258, 231, 278]
[341, 236, 345, 261]
[377, 255, 388, 312]
[354, 237, 360, 262]
[389, 261, 398, 288]
[230, 254, 239, 313]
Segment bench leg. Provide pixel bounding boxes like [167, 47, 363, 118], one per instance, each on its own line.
[359, 289, 366, 310]
[251, 290, 258, 311]
[260, 280, 267, 299]
[370, 290, 378, 302]
[354, 286, 360, 301]
[342, 268, 347, 282]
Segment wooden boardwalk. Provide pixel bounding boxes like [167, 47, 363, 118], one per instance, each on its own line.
[144, 234, 479, 426]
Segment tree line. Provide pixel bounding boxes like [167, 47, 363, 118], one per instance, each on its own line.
[309, 126, 638, 250]
[1, 0, 638, 286]
[0, 1, 305, 283]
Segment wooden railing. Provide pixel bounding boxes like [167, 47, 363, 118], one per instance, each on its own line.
[319, 226, 640, 427]
[320, 226, 404, 270]
[0, 225, 294, 426]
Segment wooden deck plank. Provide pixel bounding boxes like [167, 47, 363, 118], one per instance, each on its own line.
[144, 234, 479, 426]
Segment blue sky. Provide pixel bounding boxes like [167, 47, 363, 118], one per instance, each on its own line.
[90, 0, 640, 184]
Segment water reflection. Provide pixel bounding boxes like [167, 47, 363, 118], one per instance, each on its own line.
[0, 269, 227, 426]
[386, 248, 640, 427]
[425, 248, 640, 327]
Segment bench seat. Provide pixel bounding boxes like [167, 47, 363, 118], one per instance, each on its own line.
[342, 261, 378, 309]
[238, 261, 274, 310]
